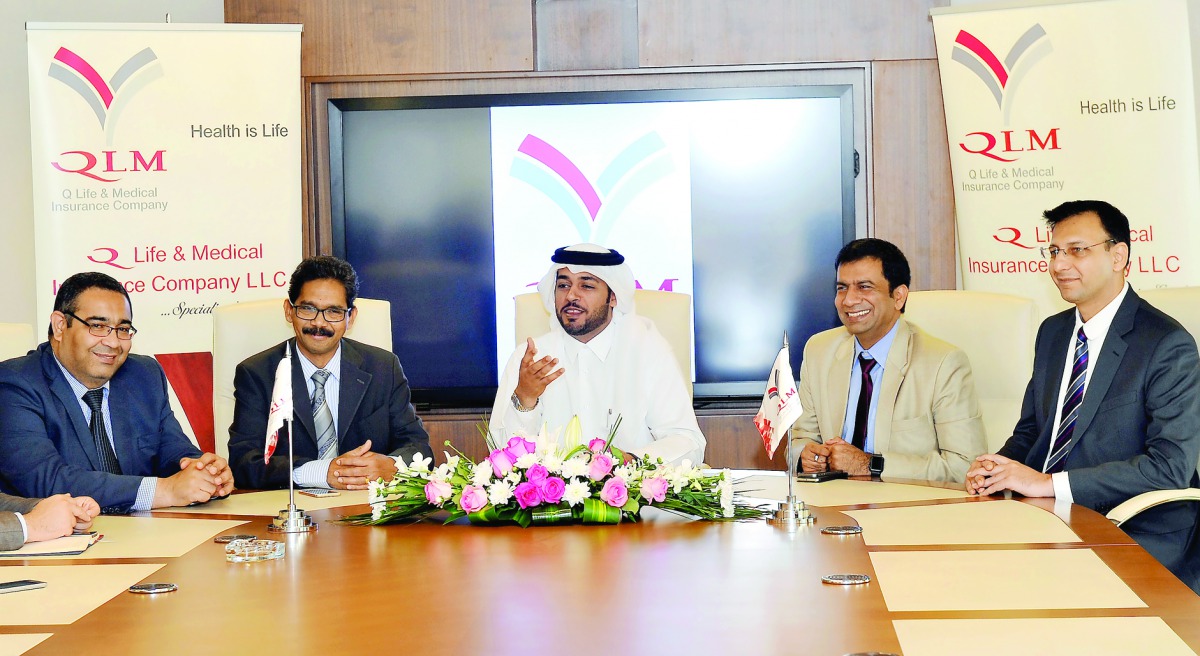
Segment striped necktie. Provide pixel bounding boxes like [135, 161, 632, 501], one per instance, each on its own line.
[83, 389, 122, 474]
[312, 369, 336, 460]
[1045, 328, 1088, 474]
[851, 353, 876, 451]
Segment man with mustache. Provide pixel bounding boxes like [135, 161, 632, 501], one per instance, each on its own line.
[0, 272, 233, 512]
[227, 257, 431, 490]
[791, 239, 986, 483]
[490, 244, 705, 465]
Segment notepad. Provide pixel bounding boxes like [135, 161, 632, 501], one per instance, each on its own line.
[0, 533, 97, 558]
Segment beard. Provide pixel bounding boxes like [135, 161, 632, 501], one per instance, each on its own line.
[557, 301, 612, 337]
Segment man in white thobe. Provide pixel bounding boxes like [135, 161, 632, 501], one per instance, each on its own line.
[490, 244, 705, 465]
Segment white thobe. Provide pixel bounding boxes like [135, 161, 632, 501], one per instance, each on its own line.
[490, 313, 706, 466]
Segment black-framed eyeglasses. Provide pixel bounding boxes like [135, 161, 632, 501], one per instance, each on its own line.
[1040, 239, 1116, 261]
[289, 302, 350, 323]
[63, 311, 137, 340]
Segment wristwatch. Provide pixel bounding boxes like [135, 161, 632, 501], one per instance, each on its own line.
[510, 393, 538, 412]
[869, 452, 885, 476]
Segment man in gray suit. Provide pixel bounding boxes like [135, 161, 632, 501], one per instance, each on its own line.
[967, 200, 1200, 590]
[0, 492, 99, 551]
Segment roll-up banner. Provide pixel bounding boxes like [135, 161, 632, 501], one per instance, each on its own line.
[27, 23, 302, 452]
[932, 0, 1200, 315]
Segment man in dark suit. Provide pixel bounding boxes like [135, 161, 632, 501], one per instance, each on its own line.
[228, 256, 431, 490]
[0, 272, 234, 513]
[0, 492, 99, 551]
[968, 200, 1200, 589]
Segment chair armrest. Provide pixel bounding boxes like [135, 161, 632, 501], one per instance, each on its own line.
[1106, 488, 1200, 527]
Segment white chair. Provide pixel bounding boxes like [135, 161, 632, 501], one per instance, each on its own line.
[513, 289, 693, 395]
[211, 297, 393, 460]
[1106, 286, 1200, 527]
[903, 290, 1038, 452]
[0, 322, 37, 362]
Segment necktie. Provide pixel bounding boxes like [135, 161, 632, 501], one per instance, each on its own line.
[312, 369, 336, 460]
[851, 353, 876, 451]
[1045, 328, 1088, 474]
[83, 389, 122, 474]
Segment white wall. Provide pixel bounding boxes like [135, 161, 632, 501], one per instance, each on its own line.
[0, 1, 222, 330]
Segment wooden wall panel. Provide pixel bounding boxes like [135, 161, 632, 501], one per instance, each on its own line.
[871, 59, 956, 291]
[226, 0, 535, 76]
[638, 0, 948, 67]
[535, 0, 639, 71]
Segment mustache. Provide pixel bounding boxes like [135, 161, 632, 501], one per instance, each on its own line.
[302, 326, 335, 338]
[560, 302, 584, 312]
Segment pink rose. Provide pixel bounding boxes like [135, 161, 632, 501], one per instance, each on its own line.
[459, 485, 487, 513]
[641, 476, 668, 504]
[424, 480, 453, 505]
[539, 476, 566, 504]
[488, 448, 517, 477]
[588, 438, 607, 453]
[588, 453, 615, 481]
[526, 463, 549, 485]
[506, 436, 537, 457]
[514, 481, 544, 509]
[600, 477, 628, 508]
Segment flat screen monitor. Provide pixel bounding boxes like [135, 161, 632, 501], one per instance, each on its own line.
[330, 86, 856, 409]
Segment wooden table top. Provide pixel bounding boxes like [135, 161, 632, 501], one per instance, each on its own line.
[2, 488, 1197, 656]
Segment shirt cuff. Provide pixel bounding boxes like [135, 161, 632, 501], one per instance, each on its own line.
[132, 477, 157, 511]
[293, 459, 333, 488]
[1051, 471, 1073, 503]
[14, 512, 28, 544]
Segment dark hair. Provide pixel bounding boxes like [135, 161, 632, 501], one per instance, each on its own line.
[1043, 200, 1131, 260]
[834, 238, 912, 313]
[49, 272, 132, 338]
[288, 256, 360, 308]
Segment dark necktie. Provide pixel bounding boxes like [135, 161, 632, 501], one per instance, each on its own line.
[83, 389, 122, 474]
[851, 353, 877, 451]
[1045, 328, 1088, 474]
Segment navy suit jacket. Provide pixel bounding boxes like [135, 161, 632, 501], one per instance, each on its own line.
[227, 338, 432, 489]
[0, 343, 201, 512]
[998, 289, 1200, 584]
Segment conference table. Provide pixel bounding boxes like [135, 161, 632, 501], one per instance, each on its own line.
[2, 474, 1199, 656]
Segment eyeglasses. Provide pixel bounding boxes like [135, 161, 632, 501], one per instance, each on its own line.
[289, 302, 350, 323]
[1040, 239, 1115, 261]
[64, 311, 137, 340]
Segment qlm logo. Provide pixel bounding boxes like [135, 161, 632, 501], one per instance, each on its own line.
[509, 131, 674, 246]
[952, 25, 1061, 163]
[47, 46, 166, 181]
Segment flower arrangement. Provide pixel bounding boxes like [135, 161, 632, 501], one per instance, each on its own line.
[342, 418, 772, 527]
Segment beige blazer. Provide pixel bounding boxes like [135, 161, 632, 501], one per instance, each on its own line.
[790, 318, 986, 483]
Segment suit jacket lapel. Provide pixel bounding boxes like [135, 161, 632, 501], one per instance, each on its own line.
[873, 320, 913, 453]
[829, 335, 854, 438]
[1057, 291, 1138, 463]
[338, 341, 372, 441]
[40, 346, 105, 472]
[1025, 312, 1074, 468]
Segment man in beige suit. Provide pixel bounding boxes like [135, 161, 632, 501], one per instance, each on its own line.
[791, 239, 986, 483]
[0, 492, 98, 551]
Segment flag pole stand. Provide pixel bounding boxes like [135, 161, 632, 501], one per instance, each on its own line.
[268, 417, 318, 533]
[769, 434, 814, 529]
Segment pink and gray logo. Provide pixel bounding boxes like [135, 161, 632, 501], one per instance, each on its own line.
[952, 25, 1052, 124]
[48, 46, 162, 143]
[511, 131, 675, 244]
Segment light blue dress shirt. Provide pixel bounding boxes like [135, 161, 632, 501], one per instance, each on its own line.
[839, 319, 901, 454]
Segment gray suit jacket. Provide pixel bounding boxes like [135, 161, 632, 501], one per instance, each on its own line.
[0, 493, 39, 551]
[998, 289, 1200, 587]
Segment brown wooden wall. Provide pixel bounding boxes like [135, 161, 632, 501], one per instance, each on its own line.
[225, 0, 956, 470]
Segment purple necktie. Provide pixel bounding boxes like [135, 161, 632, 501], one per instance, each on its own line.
[851, 353, 876, 451]
[1045, 328, 1088, 473]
